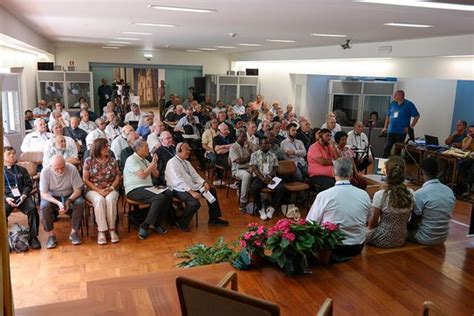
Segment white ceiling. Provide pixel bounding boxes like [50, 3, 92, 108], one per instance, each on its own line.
[2, 0, 474, 53]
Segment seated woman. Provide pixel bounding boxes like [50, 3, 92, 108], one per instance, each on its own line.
[334, 131, 367, 190]
[366, 157, 414, 248]
[83, 138, 121, 245]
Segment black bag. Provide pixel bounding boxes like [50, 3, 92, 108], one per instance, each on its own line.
[8, 223, 30, 253]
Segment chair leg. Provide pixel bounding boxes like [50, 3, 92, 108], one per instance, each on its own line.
[127, 203, 131, 233]
[195, 209, 199, 228]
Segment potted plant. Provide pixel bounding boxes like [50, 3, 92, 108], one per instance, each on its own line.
[237, 223, 267, 268]
[313, 221, 345, 264]
[266, 219, 316, 275]
[175, 237, 238, 268]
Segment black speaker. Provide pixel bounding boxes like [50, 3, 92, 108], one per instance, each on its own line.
[37, 62, 54, 71]
[246, 68, 259, 76]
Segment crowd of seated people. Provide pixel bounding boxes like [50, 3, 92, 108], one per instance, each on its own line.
[5, 92, 466, 253]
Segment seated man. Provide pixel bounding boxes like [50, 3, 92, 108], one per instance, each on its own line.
[85, 118, 108, 149]
[255, 119, 271, 139]
[307, 128, 338, 191]
[75, 102, 98, 122]
[229, 129, 253, 211]
[119, 131, 141, 170]
[165, 142, 229, 231]
[45, 123, 78, 159]
[445, 120, 467, 149]
[334, 131, 367, 190]
[246, 121, 260, 152]
[408, 158, 456, 245]
[156, 131, 176, 184]
[4, 146, 41, 249]
[272, 122, 286, 145]
[63, 116, 87, 156]
[321, 112, 342, 136]
[250, 137, 286, 220]
[165, 104, 185, 124]
[296, 119, 314, 150]
[105, 114, 123, 142]
[48, 109, 70, 131]
[78, 110, 98, 133]
[458, 125, 474, 195]
[280, 123, 308, 181]
[21, 118, 52, 153]
[147, 120, 165, 154]
[347, 121, 373, 172]
[43, 135, 80, 167]
[32, 99, 51, 122]
[201, 118, 218, 166]
[111, 124, 134, 163]
[25, 110, 34, 130]
[213, 123, 235, 184]
[40, 155, 85, 248]
[174, 107, 206, 170]
[124, 103, 145, 128]
[306, 158, 371, 257]
[136, 112, 154, 140]
[123, 140, 172, 240]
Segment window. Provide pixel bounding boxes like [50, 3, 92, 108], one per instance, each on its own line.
[362, 96, 391, 128]
[332, 95, 360, 127]
[2, 90, 20, 133]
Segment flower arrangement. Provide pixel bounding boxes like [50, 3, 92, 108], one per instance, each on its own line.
[315, 221, 345, 251]
[238, 223, 267, 255]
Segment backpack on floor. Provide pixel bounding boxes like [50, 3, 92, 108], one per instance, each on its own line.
[8, 223, 30, 253]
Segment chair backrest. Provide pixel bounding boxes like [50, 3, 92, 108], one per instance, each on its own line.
[19, 151, 43, 165]
[16, 161, 38, 178]
[316, 298, 333, 316]
[176, 276, 280, 316]
[277, 160, 296, 177]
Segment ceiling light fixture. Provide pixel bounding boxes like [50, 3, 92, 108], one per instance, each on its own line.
[108, 41, 132, 44]
[355, 0, 474, 11]
[147, 5, 216, 13]
[266, 39, 296, 43]
[122, 31, 153, 35]
[186, 50, 203, 52]
[114, 37, 141, 41]
[310, 33, 347, 38]
[384, 22, 434, 28]
[443, 55, 474, 58]
[129, 22, 177, 28]
[102, 46, 120, 49]
[199, 48, 217, 51]
[237, 43, 262, 47]
[144, 52, 153, 58]
[215, 46, 236, 49]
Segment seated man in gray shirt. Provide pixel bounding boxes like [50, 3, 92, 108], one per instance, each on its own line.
[408, 157, 456, 245]
[280, 123, 307, 181]
[40, 155, 85, 249]
[229, 129, 253, 212]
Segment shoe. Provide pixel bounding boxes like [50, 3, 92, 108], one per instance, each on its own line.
[239, 203, 247, 213]
[259, 209, 268, 220]
[138, 227, 149, 240]
[266, 206, 275, 219]
[154, 226, 168, 234]
[97, 232, 107, 245]
[46, 235, 57, 249]
[69, 232, 82, 245]
[229, 183, 239, 190]
[110, 230, 120, 243]
[208, 218, 229, 226]
[174, 223, 190, 232]
[29, 236, 41, 249]
[213, 180, 223, 186]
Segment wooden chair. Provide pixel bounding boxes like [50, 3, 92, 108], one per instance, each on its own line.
[16, 161, 40, 203]
[277, 160, 310, 209]
[124, 197, 150, 232]
[421, 301, 447, 316]
[177, 272, 333, 316]
[19, 151, 43, 166]
[83, 198, 121, 236]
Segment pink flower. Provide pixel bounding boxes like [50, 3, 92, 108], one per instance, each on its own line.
[283, 232, 296, 242]
[239, 240, 247, 248]
[322, 221, 338, 232]
[257, 226, 265, 235]
[243, 232, 252, 240]
[250, 231, 256, 237]
[255, 240, 262, 247]
[297, 219, 306, 225]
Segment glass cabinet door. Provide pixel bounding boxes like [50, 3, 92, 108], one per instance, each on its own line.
[362, 95, 391, 128]
[332, 94, 359, 127]
[67, 82, 91, 108]
[219, 85, 237, 104]
[239, 86, 257, 104]
[39, 81, 64, 104]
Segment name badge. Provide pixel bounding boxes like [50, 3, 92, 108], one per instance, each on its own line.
[393, 112, 399, 118]
[76, 140, 82, 145]
[11, 187, 21, 198]
[262, 162, 271, 175]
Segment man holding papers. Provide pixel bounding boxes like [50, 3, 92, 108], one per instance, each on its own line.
[250, 137, 286, 220]
[165, 142, 229, 232]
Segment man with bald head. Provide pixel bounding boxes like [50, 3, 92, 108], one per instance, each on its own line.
[111, 124, 134, 162]
[21, 118, 53, 153]
[43, 135, 80, 167]
[64, 116, 87, 155]
[147, 120, 165, 154]
[347, 121, 373, 172]
[40, 155, 84, 248]
[120, 131, 141, 169]
[213, 122, 235, 184]
[33, 99, 51, 121]
[86, 118, 108, 148]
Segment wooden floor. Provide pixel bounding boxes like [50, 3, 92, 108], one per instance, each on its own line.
[8, 182, 474, 315]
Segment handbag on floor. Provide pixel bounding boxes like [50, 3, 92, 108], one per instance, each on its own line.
[8, 223, 30, 253]
[281, 204, 301, 220]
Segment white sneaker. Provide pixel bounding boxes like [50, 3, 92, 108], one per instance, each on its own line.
[266, 206, 275, 219]
[259, 209, 267, 220]
[110, 230, 120, 243]
[229, 183, 239, 190]
[97, 232, 107, 245]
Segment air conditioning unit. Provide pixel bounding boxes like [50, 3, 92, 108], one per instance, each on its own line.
[226, 70, 236, 76]
[237, 71, 245, 76]
[67, 66, 77, 71]
[54, 65, 64, 71]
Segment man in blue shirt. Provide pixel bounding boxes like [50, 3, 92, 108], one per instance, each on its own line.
[382, 90, 420, 158]
[408, 158, 455, 245]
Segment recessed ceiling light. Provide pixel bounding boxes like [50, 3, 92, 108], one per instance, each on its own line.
[384, 22, 434, 28]
[237, 43, 262, 47]
[122, 31, 153, 35]
[105, 44, 125, 47]
[199, 48, 217, 51]
[144, 53, 153, 58]
[215, 46, 236, 49]
[443, 55, 474, 58]
[147, 5, 216, 13]
[130, 22, 177, 28]
[114, 37, 140, 41]
[310, 33, 347, 38]
[186, 50, 203, 52]
[354, 0, 474, 11]
[266, 39, 296, 43]
[102, 46, 120, 49]
[108, 41, 132, 44]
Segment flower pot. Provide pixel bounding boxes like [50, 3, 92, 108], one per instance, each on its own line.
[250, 252, 264, 268]
[316, 249, 332, 265]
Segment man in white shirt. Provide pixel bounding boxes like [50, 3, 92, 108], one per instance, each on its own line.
[280, 123, 308, 181]
[48, 103, 70, 128]
[306, 157, 371, 257]
[43, 135, 80, 167]
[32, 99, 51, 121]
[86, 118, 108, 148]
[111, 124, 134, 163]
[78, 110, 97, 133]
[246, 121, 259, 152]
[165, 142, 229, 231]
[21, 118, 52, 153]
[147, 120, 165, 154]
[124, 103, 145, 126]
[321, 112, 342, 137]
[44, 123, 78, 159]
[233, 97, 246, 116]
[48, 110, 70, 131]
[347, 121, 373, 172]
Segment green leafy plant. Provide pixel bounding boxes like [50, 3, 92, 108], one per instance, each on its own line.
[314, 221, 345, 251]
[175, 237, 238, 268]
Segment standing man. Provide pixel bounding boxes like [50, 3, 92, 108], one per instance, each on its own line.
[158, 80, 166, 117]
[98, 79, 113, 113]
[382, 90, 420, 158]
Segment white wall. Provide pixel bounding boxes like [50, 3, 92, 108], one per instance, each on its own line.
[54, 46, 231, 75]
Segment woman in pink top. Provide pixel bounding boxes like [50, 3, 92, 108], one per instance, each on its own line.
[334, 131, 368, 190]
[307, 128, 338, 191]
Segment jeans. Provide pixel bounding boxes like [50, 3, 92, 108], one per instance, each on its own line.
[127, 187, 172, 229]
[383, 133, 406, 158]
[173, 187, 222, 228]
[308, 176, 335, 192]
[5, 196, 39, 238]
[251, 178, 286, 210]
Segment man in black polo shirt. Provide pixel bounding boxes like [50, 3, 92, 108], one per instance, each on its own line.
[213, 123, 235, 184]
